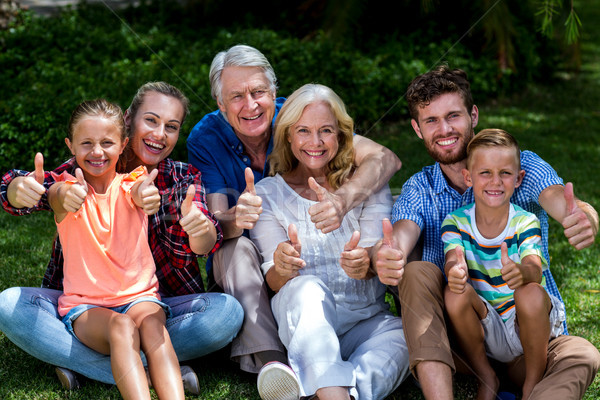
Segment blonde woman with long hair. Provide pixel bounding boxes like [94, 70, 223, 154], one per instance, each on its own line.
[251, 84, 410, 400]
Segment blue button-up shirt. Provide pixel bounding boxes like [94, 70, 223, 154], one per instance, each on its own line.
[186, 97, 285, 272]
[392, 150, 568, 333]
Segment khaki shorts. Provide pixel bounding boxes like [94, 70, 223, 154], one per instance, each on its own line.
[480, 293, 565, 363]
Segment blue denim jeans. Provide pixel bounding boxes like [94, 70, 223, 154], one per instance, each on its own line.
[0, 287, 243, 384]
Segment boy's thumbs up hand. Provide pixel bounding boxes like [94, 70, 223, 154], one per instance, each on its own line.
[446, 246, 468, 294]
[500, 242, 524, 289]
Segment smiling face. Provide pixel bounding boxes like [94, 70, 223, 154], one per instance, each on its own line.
[66, 116, 128, 187]
[288, 102, 339, 177]
[463, 146, 524, 210]
[128, 91, 184, 170]
[217, 66, 276, 140]
[411, 92, 478, 165]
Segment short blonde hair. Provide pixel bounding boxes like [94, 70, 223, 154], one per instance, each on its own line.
[467, 128, 520, 169]
[268, 84, 354, 190]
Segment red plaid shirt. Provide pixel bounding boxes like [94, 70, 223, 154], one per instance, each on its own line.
[1, 158, 222, 296]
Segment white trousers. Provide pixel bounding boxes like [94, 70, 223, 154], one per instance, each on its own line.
[272, 275, 410, 400]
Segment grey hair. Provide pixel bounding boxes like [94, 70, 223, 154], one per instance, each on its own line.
[209, 44, 278, 104]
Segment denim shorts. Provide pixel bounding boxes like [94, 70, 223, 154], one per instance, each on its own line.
[62, 297, 171, 340]
[481, 293, 565, 363]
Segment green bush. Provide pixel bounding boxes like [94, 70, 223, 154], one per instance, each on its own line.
[0, 1, 556, 172]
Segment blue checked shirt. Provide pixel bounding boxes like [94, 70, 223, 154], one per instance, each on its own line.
[392, 150, 568, 334]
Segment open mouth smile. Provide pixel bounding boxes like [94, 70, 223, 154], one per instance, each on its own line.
[144, 139, 165, 153]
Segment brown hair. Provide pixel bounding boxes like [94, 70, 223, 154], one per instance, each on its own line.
[406, 65, 474, 122]
[120, 82, 189, 171]
[126, 81, 189, 134]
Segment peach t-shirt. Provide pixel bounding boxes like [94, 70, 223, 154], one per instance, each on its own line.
[56, 167, 159, 316]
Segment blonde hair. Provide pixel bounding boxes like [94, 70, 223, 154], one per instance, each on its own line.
[467, 128, 520, 169]
[269, 84, 354, 190]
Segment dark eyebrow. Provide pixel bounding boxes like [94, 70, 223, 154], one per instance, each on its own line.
[144, 111, 181, 125]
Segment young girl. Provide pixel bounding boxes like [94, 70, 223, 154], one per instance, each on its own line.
[48, 99, 184, 400]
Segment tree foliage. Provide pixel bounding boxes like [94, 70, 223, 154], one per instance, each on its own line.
[0, 0, 569, 172]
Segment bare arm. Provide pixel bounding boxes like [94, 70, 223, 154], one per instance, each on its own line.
[48, 182, 73, 223]
[538, 183, 598, 249]
[340, 135, 402, 210]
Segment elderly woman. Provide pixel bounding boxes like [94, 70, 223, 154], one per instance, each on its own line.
[251, 84, 410, 400]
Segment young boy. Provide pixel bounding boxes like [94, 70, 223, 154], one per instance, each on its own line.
[441, 129, 566, 400]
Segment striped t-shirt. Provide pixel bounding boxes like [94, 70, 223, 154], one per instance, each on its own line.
[441, 203, 547, 322]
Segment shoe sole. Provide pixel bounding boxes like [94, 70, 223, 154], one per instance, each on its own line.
[257, 364, 300, 400]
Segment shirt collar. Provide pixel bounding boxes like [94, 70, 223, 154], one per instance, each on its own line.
[432, 162, 472, 200]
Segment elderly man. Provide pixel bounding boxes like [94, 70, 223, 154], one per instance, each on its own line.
[373, 65, 600, 400]
[187, 45, 402, 398]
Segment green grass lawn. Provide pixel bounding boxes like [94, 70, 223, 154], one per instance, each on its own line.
[1, 2, 599, 400]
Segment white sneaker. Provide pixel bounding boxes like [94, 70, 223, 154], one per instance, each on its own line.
[257, 361, 301, 400]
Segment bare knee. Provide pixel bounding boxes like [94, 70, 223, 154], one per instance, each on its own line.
[514, 283, 548, 317]
[138, 314, 169, 352]
[108, 313, 138, 343]
[444, 285, 470, 316]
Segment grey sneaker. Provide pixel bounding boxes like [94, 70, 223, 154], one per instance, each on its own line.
[55, 367, 80, 390]
[180, 365, 200, 395]
[257, 361, 301, 400]
[146, 364, 200, 395]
